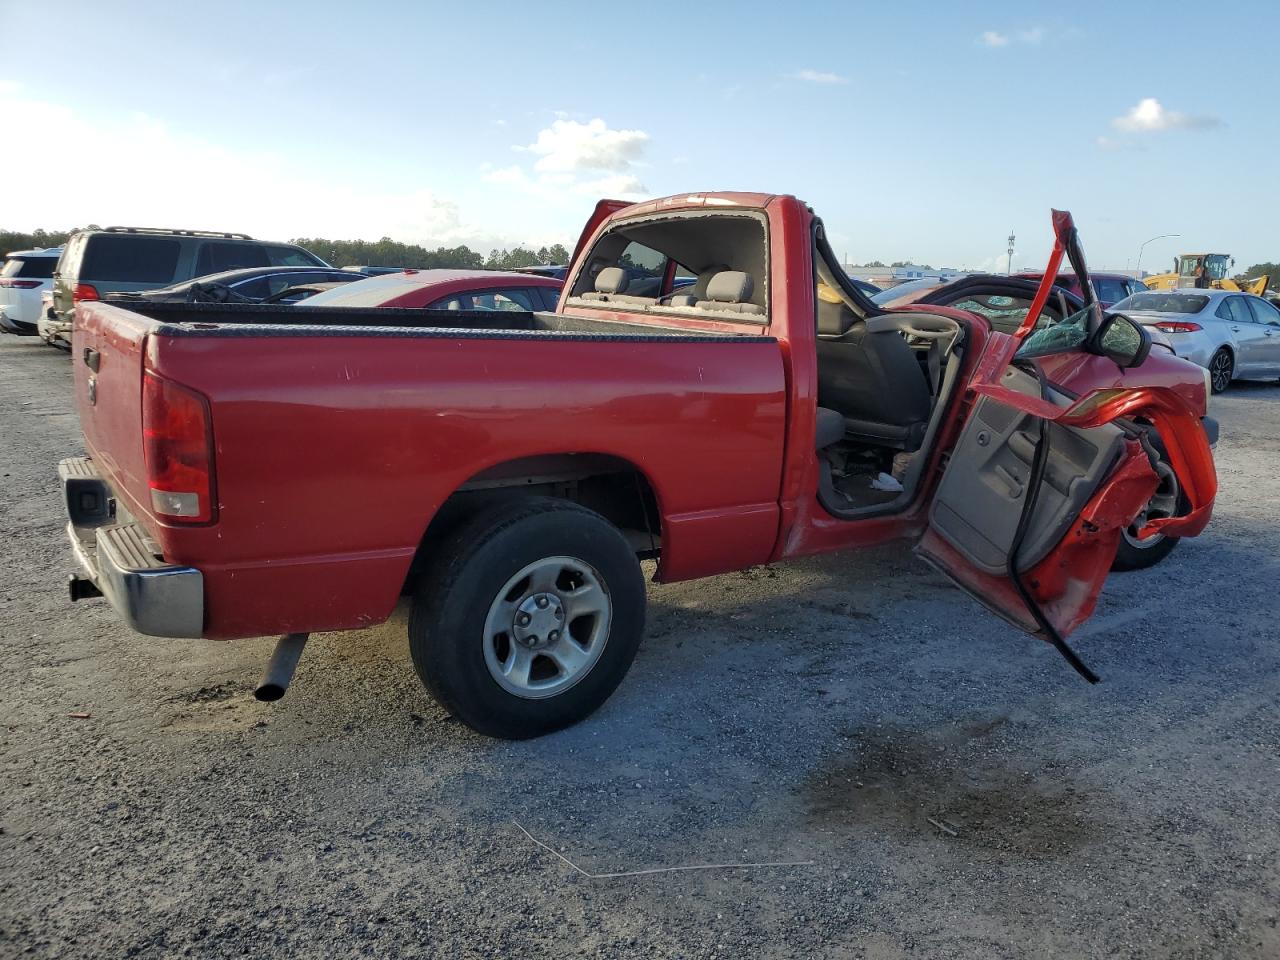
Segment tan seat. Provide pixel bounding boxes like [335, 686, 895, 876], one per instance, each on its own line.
[695, 271, 764, 315]
[578, 266, 658, 306]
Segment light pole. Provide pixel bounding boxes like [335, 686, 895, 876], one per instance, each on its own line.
[1007, 231, 1015, 276]
[1136, 233, 1180, 277]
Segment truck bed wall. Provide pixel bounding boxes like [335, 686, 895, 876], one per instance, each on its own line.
[98, 303, 789, 639]
[115, 301, 698, 336]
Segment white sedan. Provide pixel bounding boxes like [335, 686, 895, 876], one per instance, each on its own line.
[0, 247, 61, 335]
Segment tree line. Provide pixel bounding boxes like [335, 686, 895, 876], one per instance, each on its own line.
[1, 228, 573, 270]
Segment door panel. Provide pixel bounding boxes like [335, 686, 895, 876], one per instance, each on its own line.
[927, 367, 1126, 577]
[1245, 297, 1280, 372]
[1223, 296, 1265, 373]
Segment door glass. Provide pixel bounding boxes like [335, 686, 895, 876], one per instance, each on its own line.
[195, 242, 270, 276]
[1096, 278, 1128, 303]
[1014, 306, 1092, 360]
[1246, 297, 1280, 326]
[267, 245, 323, 267]
[1226, 297, 1253, 325]
[618, 241, 669, 298]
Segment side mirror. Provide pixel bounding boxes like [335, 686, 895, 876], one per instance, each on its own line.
[1090, 313, 1151, 368]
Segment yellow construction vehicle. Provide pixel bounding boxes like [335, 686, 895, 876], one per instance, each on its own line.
[1143, 253, 1270, 295]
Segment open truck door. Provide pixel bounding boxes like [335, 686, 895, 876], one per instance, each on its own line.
[917, 210, 1217, 680]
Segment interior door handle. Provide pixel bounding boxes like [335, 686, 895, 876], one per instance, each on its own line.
[83, 347, 100, 372]
[994, 464, 1024, 499]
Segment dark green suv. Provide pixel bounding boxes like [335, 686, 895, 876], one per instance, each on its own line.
[43, 227, 327, 346]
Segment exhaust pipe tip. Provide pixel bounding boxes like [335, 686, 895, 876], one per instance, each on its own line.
[253, 683, 287, 703]
[254, 633, 309, 704]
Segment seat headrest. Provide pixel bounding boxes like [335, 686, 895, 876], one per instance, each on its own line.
[691, 264, 729, 300]
[594, 267, 629, 295]
[705, 270, 753, 304]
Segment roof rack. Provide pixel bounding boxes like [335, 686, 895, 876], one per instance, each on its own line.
[103, 226, 254, 240]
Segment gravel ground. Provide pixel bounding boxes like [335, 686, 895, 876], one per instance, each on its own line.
[2, 333, 1278, 960]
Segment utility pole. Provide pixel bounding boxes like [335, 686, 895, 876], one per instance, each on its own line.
[1007, 231, 1016, 276]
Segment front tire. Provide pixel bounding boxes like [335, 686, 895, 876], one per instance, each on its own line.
[1111, 450, 1182, 571]
[409, 498, 646, 739]
[1208, 347, 1233, 393]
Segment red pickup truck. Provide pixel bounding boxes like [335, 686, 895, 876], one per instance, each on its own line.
[61, 193, 1218, 738]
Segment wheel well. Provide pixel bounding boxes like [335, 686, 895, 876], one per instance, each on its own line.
[404, 454, 662, 593]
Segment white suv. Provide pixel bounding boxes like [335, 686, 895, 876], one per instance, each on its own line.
[0, 247, 62, 336]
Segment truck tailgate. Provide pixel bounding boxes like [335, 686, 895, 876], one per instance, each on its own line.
[73, 302, 156, 528]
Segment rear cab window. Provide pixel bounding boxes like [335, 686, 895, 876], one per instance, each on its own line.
[565, 211, 770, 322]
[81, 236, 181, 283]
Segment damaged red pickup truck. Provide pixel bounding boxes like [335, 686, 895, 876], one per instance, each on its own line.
[61, 193, 1217, 738]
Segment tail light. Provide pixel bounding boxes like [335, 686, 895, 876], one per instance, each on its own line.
[142, 372, 216, 523]
[1154, 321, 1201, 333]
[72, 283, 100, 303]
[0, 279, 42, 289]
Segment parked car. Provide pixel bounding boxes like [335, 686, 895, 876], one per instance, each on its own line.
[59, 196, 1216, 739]
[1018, 271, 1147, 309]
[0, 247, 61, 335]
[297, 268, 563, 310]
[105, 267, 361, 305]
[42, 227, 327, 347]
[1110, 289, 1280, 393]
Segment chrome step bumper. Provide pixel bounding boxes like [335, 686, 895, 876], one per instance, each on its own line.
[59, 457, 204, 638]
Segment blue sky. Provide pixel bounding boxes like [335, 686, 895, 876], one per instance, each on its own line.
[2, 0, 1274, 272]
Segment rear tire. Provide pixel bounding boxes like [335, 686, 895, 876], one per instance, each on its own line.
[409, 497, 646, 739]
[1208, 347, 1233, 393]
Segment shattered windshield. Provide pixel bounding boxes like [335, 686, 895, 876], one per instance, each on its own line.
[1014, 306, 1092, 360]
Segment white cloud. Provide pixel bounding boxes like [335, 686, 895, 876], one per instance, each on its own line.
[487, 117, 651, 202]
[522, 117, 649, 174]
[980, 27, 1046, 47]
[789, 69, 850, 85]
[1111, 97, 1222, 133]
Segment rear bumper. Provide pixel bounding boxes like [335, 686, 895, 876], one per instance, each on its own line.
[60, 457, 204, 638]
[0, 309, 37, 335]
[38, 313, 72, 345]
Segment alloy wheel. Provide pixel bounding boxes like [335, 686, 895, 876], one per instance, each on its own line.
[481, 556, 611, 699]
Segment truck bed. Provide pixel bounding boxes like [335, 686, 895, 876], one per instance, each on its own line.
[72, 299, 788, 639]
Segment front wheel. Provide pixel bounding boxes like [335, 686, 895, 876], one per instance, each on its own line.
[1208, 347, 1233, 394]
[1111, 456, 1181, 571]
[409, 498, 646, 739]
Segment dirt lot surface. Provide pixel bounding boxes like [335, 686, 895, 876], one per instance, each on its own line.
[2, 334, 1278, 959]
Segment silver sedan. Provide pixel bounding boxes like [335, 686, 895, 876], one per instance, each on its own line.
[1112, 289, 1280, 392]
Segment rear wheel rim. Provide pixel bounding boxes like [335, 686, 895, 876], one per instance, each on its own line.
[1123, 460, 1179, 549]
[482, 556, 611, 699]
[1210, 351, 1232, 392]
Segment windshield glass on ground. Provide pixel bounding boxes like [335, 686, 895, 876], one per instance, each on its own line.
[1113, 293, 1208, 314]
